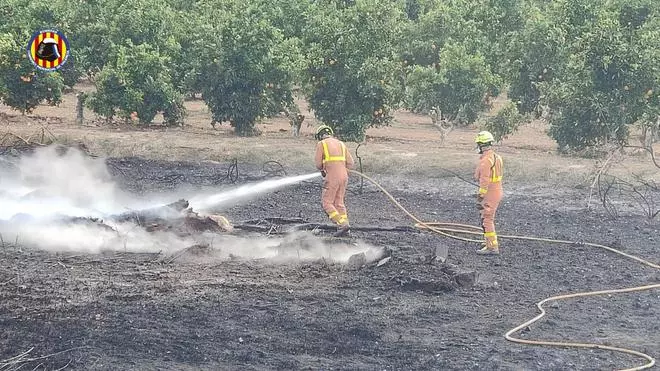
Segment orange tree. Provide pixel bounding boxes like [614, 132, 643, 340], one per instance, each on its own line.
[0, 1, 66, 113]
[65, 0, 180, 78]
[514, 0, 660, 151]
[301, 0, 406, 142]
[404, 43, 500, 126]
[193, 0, 303, 136]
[401, 1, 502, 126]
[65, 0, 186, 125]
[86, 41, 185, 125]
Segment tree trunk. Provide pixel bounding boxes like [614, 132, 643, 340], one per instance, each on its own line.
[75, 93, 85, 126]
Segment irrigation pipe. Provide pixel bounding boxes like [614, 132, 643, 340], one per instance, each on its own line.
[348, 169, 660, 371]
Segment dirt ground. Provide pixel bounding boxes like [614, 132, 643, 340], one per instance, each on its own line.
[0, 89, 659, 370]
[2, 81, 658, 185]
[0, 155, 658, 370]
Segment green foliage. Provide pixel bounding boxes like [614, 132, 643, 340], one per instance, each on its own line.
[402, 0, 524, 73]
[618, 0, 652, 29]
[403, 0, 436, 21]
[302, 0, 406, 142]
[0, 0, 83, 88]
[66, 0, 181, 76]
[87, 42, 185, 125]
[0, 0, 69, 111]
[405, 42, 499, 125]
[400, 0, 520, 126]
[0, 0, 656, 151]
[401, 2, 479, 68]
[0, 32, 64, 114]
[196, 1, 301, 136]
[506, 5, 566, 116]
[0, 70, 64, 115]
[168, 11, 213, 95]
[56, 54, 83, 89]
[253, 0, 314, 39]
[404, 0, 421, 20]
[536, 0, 660, 151]
[0, 33, 12, 93]
[469, 0, 527, 75]
[483, 102, 526, 142]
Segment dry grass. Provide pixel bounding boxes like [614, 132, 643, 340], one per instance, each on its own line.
[1, 83, 658, 189]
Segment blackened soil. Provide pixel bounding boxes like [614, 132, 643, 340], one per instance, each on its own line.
[0, 157, 658, 370]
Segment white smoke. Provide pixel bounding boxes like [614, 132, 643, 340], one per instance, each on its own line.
[0, 145, 380, 264]
[0, 221, 185, 254]
[0, 145, 154, 219]
[0, 221, 382, 264]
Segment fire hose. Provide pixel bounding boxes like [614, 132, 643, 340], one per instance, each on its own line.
[348, 169, 660, 371]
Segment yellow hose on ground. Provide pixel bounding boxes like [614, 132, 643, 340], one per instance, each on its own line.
[349, 169, 660, 371]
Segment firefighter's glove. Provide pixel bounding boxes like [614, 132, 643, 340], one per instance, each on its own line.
[320, 170, 327, 178]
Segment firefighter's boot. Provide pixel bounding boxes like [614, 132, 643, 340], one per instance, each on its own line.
[334, 223, 350, 237]
[476, 246, 500, 255]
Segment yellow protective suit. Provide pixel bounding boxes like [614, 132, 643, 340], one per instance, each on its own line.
[474, 148, 504, 251]
[314, 137, 354, 226]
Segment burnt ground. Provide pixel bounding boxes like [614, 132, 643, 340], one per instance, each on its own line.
[0, 156, 659, 370]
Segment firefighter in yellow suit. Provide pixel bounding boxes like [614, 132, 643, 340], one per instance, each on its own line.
[474, 131, 504, 255]
[314, 125, 355, 237]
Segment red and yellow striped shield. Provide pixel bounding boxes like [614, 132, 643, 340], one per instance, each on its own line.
[26, 29, 70, 72]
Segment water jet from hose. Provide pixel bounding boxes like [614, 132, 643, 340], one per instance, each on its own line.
[188, 172, 321, 211]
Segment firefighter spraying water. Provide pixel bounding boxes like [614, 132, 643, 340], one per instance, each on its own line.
[314, 124, 355, 237]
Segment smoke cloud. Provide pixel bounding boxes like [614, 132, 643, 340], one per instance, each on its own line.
[0, 145, 153, 219]
[0, 146, 381, 264]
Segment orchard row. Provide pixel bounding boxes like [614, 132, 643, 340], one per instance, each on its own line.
[0, 0, 657, 150]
